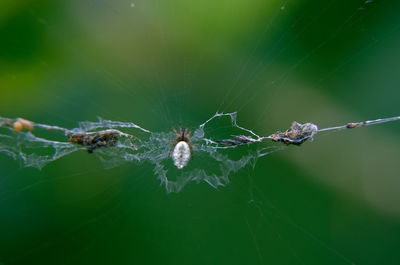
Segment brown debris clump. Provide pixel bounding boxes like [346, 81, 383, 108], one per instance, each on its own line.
[67, 129, 125, 153]
[270, 121, 318, 146]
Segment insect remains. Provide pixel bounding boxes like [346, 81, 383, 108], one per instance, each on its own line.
[171, 127, 192, 169]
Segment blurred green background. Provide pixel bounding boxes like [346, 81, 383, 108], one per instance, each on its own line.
[1, 0, 400, 264]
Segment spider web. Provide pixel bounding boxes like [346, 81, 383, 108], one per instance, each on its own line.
[0, 113, 284, 193]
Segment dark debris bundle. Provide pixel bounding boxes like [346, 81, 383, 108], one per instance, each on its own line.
[67, 129, 131, 153]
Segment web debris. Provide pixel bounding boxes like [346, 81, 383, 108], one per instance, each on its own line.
[0, 113, 399, 193]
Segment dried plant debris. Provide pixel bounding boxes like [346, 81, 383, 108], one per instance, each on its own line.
[268, 122, 318, 146]
[67, 129, 134, 153]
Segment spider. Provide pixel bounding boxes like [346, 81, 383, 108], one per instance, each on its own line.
[170, 127, 192, 169]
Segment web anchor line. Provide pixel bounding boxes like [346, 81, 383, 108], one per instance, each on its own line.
[213, 115, 400, 147]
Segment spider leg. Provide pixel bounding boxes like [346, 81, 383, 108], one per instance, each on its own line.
[172, 127, 179, 138]
[187, 129, 192, 139]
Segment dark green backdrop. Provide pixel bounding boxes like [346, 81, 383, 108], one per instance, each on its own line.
[1, 0, 400, 264]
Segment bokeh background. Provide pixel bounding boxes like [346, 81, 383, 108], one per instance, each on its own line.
[1, 0, 400, 264]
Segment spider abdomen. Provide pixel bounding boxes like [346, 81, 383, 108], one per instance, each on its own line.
[172, 141, 191, 169]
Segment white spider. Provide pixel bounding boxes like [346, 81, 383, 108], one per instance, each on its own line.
[171, 127, 192, 169]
